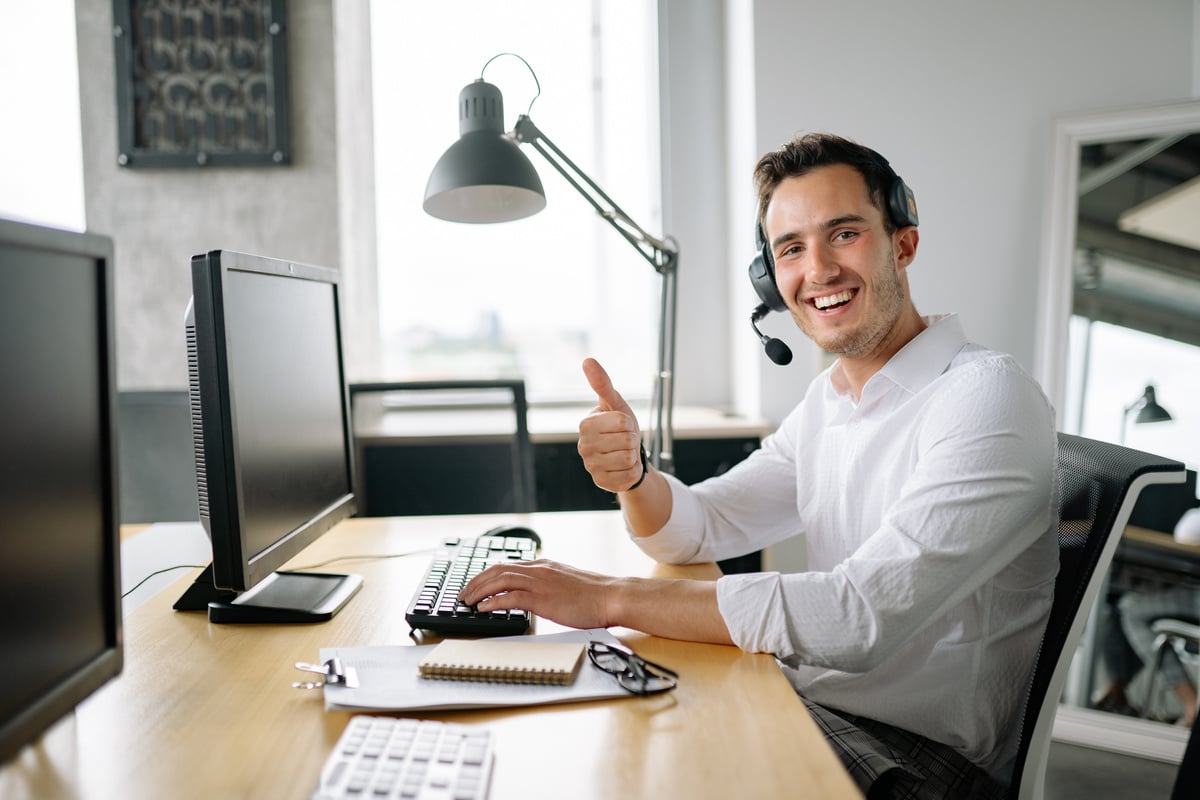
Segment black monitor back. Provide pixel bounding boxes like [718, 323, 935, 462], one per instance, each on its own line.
[0, 217, 122, 764]
[180, 249, 359, 623]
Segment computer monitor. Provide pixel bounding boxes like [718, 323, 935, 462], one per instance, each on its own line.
[174, 249, 361, 623]
[0, 217, 123, 764]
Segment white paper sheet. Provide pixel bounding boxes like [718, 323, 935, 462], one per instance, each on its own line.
[318, 628, 632, 712]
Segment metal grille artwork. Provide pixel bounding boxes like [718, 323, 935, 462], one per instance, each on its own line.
[112, 0, 291, 168]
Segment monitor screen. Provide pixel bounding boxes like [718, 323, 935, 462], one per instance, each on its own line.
[0, 217, 122, 765]
[179, 250, 360, 623]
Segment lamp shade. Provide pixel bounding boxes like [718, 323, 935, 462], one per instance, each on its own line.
[423, 80, 546, 223]
[1133, 385, 1172, 424]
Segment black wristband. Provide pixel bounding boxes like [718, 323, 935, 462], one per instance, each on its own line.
[623, 444, 649, 492]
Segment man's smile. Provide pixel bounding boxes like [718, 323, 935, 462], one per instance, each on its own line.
[810, 288, 857, 311]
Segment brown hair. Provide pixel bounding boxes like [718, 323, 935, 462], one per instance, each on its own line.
[753, 133, 901, 234]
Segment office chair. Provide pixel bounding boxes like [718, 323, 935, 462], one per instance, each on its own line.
[1009, 433, 1185, 800]
[1142, 617, 1200, 721]
[347, 380, 537, 516]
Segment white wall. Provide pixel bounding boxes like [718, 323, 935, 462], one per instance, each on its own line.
[1195, 0, 1200, 93]
[732, 0, 1197, 424]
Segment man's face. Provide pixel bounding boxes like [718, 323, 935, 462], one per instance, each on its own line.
[763, 164, 915, 359]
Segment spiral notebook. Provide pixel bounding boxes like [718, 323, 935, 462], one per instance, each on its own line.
[417, 639, 585, 686]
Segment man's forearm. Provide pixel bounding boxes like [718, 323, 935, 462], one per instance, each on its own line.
[617, 468, 674, 537]
[609, 575, 734, 646]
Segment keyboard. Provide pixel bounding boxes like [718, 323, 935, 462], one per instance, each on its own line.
[312, 716, 494, 800]
[405, 534, 538, 636]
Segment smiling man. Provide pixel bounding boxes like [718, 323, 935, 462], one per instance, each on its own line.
[460, 133, 1059, 800]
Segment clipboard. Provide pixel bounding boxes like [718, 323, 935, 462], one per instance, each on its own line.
[302, 628, 631, 712]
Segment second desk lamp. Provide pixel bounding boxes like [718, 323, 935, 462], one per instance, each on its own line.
[1120, 384, 1173, 445]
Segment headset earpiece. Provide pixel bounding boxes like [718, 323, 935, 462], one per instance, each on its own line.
[749, 220, 789, 313]
[886, 175, 919, 228]
[867, 147, 919, 229]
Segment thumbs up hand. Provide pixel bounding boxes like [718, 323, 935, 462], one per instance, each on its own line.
[578, 358, 647, 493]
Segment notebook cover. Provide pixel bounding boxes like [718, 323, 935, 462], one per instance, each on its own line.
[417, 640, 585, 686]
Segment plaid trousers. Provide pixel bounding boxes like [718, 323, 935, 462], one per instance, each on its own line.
[801, 696, 1008, 800]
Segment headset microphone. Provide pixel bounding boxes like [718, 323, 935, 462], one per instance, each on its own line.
[750, 303, 793, 366]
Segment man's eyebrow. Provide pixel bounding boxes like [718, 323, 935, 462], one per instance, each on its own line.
[770, 231, 801, 251]
[823, 214, 868, 230]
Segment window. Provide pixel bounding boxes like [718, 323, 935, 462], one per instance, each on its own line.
[1066, 316, 1200, 467]
[0, 2, 85, 231]
[370, 0, 661, 402]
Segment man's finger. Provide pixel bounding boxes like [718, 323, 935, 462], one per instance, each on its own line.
[583, 357, 633, 414]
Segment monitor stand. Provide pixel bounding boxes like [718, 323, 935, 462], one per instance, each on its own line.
[173, 564, 363, 623]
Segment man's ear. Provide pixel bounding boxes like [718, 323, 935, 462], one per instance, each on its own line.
[894, 226, 919, 270]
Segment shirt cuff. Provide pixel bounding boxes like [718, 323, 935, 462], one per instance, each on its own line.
[625, 471, 706, 564]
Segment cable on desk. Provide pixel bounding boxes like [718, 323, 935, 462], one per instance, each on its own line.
[121, 549, 436, 599]
[122, 564, 206, 598]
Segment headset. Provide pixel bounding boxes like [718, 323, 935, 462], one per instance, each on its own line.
[747, 150, 919, 364]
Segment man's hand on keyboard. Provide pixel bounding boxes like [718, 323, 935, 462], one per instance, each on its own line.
[458, 559, 618, 631]
[459, 557, 734, 645]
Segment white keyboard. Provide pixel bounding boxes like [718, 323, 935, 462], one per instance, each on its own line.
[312, 716, 494, 800]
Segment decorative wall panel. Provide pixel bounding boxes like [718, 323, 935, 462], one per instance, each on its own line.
[112, 0, 290, 168]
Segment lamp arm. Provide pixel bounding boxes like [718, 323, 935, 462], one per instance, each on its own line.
[513, 115, 678, 275]
[512, 114, 678, 473]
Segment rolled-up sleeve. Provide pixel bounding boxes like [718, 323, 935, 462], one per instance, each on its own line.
[624, 472, 707, 563]
[627, 423, 805, 565]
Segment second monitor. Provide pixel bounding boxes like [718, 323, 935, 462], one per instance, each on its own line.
[175, 249, 360, 623]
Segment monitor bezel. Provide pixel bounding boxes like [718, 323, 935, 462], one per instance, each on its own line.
[189, 249, 357, 593]
[0, 217, 123, 765]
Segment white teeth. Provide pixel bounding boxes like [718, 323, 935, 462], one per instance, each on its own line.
[813, 290, 853, 309]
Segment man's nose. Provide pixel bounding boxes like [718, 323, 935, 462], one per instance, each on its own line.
[805, 241, 840, 283]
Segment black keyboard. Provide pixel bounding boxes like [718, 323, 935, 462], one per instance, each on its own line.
[405, 534, 538, 636]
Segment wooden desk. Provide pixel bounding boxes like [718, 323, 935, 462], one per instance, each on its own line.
[2, 512, 859, 800]
[1117, 525, 1200, 586]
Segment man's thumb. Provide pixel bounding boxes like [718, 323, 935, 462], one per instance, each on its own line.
[582, 358, 632, 413]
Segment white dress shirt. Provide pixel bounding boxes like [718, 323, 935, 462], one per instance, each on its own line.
[634, 314, 1058, 777]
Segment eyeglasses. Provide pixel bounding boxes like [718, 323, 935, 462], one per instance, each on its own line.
[587, 641, 679, 696]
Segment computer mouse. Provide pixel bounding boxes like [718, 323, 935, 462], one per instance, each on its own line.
[483, 524, 542, 549]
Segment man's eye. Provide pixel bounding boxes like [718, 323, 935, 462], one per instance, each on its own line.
[780, 244, 803, 257]
[834, 230, 858, 242]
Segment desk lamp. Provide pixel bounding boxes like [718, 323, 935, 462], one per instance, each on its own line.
[423, 54, 679, 474]
[1120, 384, 1172, 445]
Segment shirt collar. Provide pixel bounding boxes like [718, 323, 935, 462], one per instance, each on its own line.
[829, 313, 967, 398]
[880, 313, 967, 394]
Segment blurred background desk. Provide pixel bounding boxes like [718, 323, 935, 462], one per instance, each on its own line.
[351, 396, 769, 516]
[1, 511, 859, 800]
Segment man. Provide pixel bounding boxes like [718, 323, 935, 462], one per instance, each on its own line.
[460, 133, 1058, 799]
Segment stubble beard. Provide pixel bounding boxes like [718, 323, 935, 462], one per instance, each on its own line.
[792, 252, 906, 358]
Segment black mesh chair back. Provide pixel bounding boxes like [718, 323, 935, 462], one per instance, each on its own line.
[1010, 433, 1184, 799]
[348, 380, 536, 516]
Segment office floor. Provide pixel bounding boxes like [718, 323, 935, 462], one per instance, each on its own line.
[1044, 740, 1178, 798]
